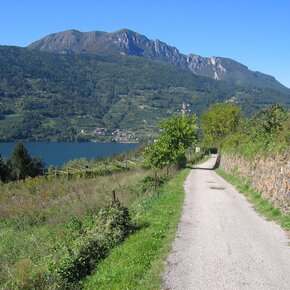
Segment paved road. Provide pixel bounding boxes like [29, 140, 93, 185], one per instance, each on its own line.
[162, 156, 290, 290]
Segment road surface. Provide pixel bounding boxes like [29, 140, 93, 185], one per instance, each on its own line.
[162, 156, 290, 290]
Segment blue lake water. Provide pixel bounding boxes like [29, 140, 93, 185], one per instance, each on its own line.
[0, 142, 139, 167]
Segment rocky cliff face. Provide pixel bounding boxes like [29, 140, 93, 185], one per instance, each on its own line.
[28, 29, 289, 93]
[186, 55, 228, 80]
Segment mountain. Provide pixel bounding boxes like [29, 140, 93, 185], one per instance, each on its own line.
[0, 45, 289, 142]
[0, 45, 230, 142]
[0, 29, 289, 142]
[28, 29, 289, 94]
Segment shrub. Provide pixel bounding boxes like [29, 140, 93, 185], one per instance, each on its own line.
[221, 104, 290, 157]
[48, 200, 133, 288]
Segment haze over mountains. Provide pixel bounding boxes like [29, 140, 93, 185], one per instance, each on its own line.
[28, 29, 289, 93]
[0, 28, 289, 141]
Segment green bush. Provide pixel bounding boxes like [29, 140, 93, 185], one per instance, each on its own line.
[4, 201, 133, 289]
[222, 104, 290, 157]
[48, 200, 132, 289]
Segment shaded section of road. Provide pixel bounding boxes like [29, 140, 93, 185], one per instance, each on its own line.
[163, 156, 290, 290]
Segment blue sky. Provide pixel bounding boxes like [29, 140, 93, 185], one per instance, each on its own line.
[1, 0, 289, 87]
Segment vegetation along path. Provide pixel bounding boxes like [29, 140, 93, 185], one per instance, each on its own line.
[162, 155, 290, 290]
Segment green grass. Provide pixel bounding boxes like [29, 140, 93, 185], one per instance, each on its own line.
[216, 168, 290, 231]
[82, 169, 190, 290]
[0, 152, 204, 288]
[0, 168, 149, 288]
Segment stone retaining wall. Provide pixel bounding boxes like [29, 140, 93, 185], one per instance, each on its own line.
[220, 152, 290, 214]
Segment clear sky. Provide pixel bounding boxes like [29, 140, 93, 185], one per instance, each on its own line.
[1, 0, 289, 87]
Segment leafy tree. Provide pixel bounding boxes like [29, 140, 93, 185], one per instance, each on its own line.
[238, 104, 289, 154]
[11, 143, 32, 180]
[144, 114, 198, 169]
[200, 103, 241, 150]
[221, 104, 290, 156]
[249, 104, 288, 138]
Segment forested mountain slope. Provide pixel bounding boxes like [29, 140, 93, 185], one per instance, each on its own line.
[0, 45, 289, 141]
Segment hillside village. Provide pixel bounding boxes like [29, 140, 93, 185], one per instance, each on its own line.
[81, 127, 138, 142]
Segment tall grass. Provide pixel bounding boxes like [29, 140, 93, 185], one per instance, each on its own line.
[0, 167, 151, 288]
[0, 168, 145, 225]
[0, 147, 196, 288]
[83, 169, 189, 289]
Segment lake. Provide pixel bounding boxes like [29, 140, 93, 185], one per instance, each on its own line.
[0, 142, 139, 167]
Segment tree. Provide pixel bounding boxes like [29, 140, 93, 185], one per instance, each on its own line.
[250, 104, 288, 139]
[10, 143, 45, 180]
[200, 103, 241, 150]
[144, 114, 198, 169]
[30, 157, 46, 177]
[11, 143, 32, 180]
[0, 154, 10, 182]
[239, 104, 290, 154]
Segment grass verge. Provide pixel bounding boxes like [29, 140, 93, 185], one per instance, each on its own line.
[82, 169, 190, 289]
[216, 168, 290, 231]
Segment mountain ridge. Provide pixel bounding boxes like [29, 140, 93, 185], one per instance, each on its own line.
[27, 28, 289, 93]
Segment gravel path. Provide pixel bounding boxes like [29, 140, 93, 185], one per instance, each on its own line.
[162, 156, 290, 290]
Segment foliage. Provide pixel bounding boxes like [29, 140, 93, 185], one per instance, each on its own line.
[2, 200, 133, 289]
[49, 200, 132, 289]
[222, 104, 290, 157]
[11, 143, 32, 180]
[243, 104, 289, 153]
[0, 154, 10, 182]
[200, 102, 242, 149]
[29, 157, 46, 177]
[1, 142, 45, 181]
[144, 115, 198, 169]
